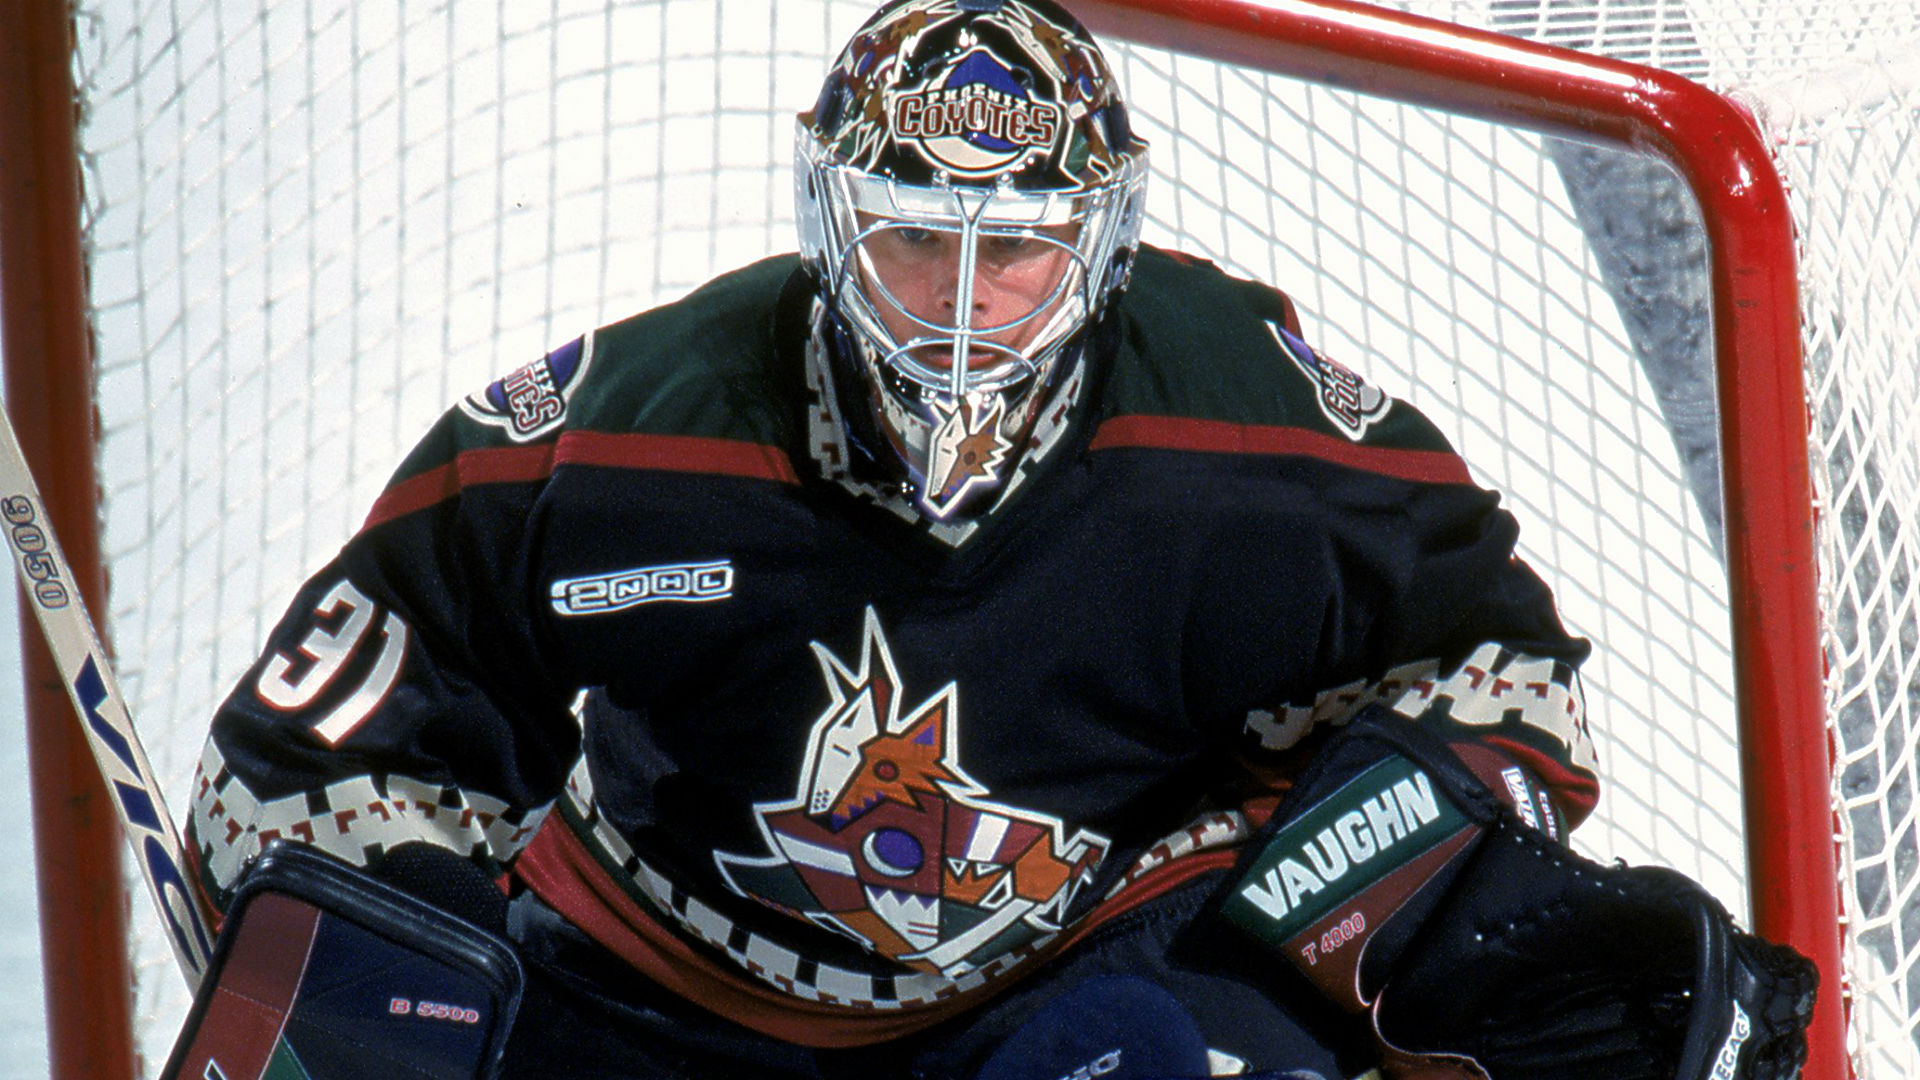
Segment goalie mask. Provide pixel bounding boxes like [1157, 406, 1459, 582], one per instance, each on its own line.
[798, 0, 1148, 522]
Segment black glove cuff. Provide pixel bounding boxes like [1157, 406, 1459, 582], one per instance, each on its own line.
[1217, 706, 1500, 1010]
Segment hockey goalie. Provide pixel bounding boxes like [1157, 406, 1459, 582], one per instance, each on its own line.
[171, 1, 1816, 1077]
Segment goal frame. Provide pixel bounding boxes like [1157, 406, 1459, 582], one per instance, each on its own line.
[0, 0, 1838, 1077]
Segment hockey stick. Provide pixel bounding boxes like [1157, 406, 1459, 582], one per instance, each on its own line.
[0, 409, 213, 989]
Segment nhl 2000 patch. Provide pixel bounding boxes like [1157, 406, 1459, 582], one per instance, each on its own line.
[460, 333, 593, 442]
[548, 559, 735, 616]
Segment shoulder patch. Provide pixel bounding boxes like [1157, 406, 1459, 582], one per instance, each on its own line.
[1269, 322, 1390, 441]
[459, 333, 593, 442]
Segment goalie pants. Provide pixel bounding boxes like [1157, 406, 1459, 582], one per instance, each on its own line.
[497, 870, 1371, 1080]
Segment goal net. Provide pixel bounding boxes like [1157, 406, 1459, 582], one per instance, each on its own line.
[9, 0, 1916, 1075]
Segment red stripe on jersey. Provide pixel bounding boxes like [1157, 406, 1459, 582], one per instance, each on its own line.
[1088, 414, 1474, 487]
[365, 443, 557, 529]
[554, 430, 801, 484]
[363, 432, 798, 529]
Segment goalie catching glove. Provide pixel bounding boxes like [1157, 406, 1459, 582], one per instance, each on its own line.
[1219, 706, 1817, 1080]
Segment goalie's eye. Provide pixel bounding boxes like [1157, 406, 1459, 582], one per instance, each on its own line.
[984, 233, 1035, 257]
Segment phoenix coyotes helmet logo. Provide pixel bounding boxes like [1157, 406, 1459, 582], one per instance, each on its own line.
[715, 608, 1109, 976]
[811, 0, 1113, 186]
[890, 47, 1063, 178]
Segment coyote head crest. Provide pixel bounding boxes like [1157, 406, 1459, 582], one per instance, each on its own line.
[715, 608, 1109, 976]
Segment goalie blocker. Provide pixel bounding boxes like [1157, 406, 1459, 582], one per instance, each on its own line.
[1219, 706, 1817, 1080]
[161, 842, 524, 1080]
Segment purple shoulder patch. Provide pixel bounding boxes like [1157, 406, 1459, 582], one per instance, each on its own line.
[459, 335, 590, 442]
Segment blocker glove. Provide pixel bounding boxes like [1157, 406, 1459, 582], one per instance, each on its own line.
[1218, 706, 1817, 1080]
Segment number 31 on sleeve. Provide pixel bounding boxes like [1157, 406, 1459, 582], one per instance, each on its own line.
[255, 578, 411, 747]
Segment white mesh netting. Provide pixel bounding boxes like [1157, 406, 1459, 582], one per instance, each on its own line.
[55, 0, 1920, 1074]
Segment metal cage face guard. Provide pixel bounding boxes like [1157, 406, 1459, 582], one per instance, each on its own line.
[807, 153, 1145, 400]
[853, 210, 1080, 400]
[796, 0, 1149, 522]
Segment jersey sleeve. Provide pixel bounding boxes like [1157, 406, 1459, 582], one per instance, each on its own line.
[1119, 256, 1601, 829]
[186, 369, 584, 912]
[1229, 352, 1601, 828]
[1238, 487, 1601, 830]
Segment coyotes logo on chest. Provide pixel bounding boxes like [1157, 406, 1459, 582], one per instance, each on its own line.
[715, 608, 1109, 977]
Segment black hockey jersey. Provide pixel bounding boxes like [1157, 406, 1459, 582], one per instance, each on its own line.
[189, 247, 1596, 1045]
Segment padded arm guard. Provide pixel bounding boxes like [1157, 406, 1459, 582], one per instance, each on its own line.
[1219, 707, 1817, 1080]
